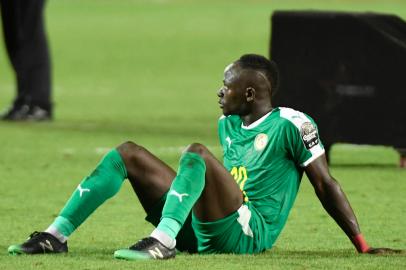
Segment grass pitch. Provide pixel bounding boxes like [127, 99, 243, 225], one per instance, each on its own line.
[1, 1, 406, 269]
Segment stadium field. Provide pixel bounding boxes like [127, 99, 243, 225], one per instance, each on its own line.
[0, 0, 405, 269]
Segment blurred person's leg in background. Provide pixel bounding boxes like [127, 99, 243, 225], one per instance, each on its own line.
[0, 0, 52, 121]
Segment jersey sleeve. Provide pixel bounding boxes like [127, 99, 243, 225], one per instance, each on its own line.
[281, 110, 325, 167]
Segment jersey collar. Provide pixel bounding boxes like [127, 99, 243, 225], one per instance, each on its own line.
[241, 110, 274, 130]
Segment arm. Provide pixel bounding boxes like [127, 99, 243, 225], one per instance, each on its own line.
[305, 154, 401, 254]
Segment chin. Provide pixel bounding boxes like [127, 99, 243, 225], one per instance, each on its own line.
[221, 109, 231, 116]
[221, 107, 240, 116]
[223, 112, 238, 117]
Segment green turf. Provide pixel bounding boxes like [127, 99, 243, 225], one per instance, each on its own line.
[1, 0, 406, 269]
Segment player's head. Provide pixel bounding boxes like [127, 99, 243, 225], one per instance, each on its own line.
[218, 54, 279, 116]
[237, 54, 279, 95]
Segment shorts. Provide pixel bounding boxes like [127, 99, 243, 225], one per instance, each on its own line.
[145, 194, 270, 254]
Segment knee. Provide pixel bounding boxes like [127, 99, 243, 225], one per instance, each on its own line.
[184, 143, 209, 158]
[116, 141, 145, 163]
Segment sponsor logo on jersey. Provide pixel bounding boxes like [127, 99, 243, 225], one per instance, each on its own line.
[254, 133, 268, 151]
[300, 122, 319, 149]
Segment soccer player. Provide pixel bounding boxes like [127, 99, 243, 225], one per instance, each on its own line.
[8, 54, 399, 259]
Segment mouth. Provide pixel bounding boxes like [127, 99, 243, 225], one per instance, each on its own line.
[218, 100, 224, 108]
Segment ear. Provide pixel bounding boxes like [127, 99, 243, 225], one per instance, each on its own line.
[246, 87, 255, 102]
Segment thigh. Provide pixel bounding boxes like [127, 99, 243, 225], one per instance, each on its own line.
[185, 143, 243, 222]
[117, 141, 175, 212]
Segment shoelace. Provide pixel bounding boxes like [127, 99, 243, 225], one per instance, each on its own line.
[130, 237, 156, 250]
[29, 231, 43, 239]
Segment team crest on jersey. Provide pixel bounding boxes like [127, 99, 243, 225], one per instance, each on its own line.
[300, 122, 319, 150]
[254, 133, 268, 151]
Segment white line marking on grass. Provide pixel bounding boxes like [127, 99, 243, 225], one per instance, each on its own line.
[153, 145, 222, 154]
[93, 146, 222, 156]
[61, 148, 76, 156]
[154, 146, 187, 154]
[95, 147, 111, 155]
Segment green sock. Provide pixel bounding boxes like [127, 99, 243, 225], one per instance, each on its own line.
[157, 152, 206, 239]
[49, 149, 127, 237]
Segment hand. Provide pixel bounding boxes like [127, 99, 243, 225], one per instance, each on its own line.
[364, 247, 404, 255]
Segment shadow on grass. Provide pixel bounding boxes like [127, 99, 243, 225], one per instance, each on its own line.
[330, 163, 398, 169]
[184, 249, 356, 259]
[265, 249, 406, 258]
[266, 249, 355, 258]
[70, 246, 117, 257]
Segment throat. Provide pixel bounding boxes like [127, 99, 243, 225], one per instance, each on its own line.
[241, 108, 274, 127]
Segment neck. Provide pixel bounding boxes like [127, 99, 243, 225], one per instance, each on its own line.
[241, 105, 273, 126]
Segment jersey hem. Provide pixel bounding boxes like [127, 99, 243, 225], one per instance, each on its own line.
[301, 147, 325, 167]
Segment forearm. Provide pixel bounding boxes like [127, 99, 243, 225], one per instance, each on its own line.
[316, 178, 359, 235]
[306, 156, 371, 252]
[315, 179, 369, 252]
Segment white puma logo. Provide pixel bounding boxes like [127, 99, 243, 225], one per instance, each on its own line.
[77, 184, 90, 197]
[226, 136, 232, 147]
[169, 190, 189, 202]
[39, 240, 54, 252]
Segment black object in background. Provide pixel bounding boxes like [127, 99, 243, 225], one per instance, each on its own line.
[0, 0, 52, 120]
[270, 11, 406, 166]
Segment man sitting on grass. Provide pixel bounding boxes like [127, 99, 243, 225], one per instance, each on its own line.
[8, 54, 400, 259]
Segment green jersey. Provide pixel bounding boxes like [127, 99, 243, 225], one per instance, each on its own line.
[218, 107, 324, 248]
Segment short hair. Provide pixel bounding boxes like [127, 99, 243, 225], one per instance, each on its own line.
[237, 54, 279, 96]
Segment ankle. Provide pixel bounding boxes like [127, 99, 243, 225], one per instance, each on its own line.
[45, 226, 68, 243]
[150, 229, 176, 249]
